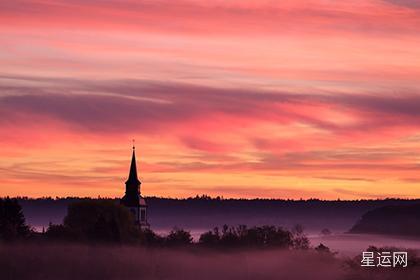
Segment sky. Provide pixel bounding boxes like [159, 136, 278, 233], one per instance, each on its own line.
[1, 0, 420, 199]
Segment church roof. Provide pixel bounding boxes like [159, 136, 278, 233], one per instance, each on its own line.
[126, 146, 141, 185]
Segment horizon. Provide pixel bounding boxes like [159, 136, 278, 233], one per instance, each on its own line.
[1, 0, 420, 199]
[6, 194, 420, 202]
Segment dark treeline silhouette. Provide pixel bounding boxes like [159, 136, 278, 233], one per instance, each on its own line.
[15, 196, 420, 233]
[1, 199, 314, 250]
[199, 224, 309, 249]
[350, 203, 420, 236]
[44, 200, 310, 249]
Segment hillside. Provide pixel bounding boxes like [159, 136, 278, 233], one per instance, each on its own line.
[350, 203, 420, 236]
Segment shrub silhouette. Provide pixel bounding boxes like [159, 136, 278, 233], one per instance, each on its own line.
[315, 243, 331, 253]
[138, 228, 164, 246]
[219, 224, 240, 247]
[0, 198, 30, 241]
[165, 228, 193, 246]
[315, 243, 337, 256]
[199, 227, 220, 246]
[45, 223, 77, 241]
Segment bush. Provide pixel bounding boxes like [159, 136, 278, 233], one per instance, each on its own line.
[315, 243, 337, 257]
[138, 228, 164, 246]
[291, 224, 310, 250]
[165, 228, 193, 247]
[45, 223, 77, 241]
[240, 225, 293, 248]
[315, 243, 330, 253]
[0, 198, 30, 241]
[199, 227, 220, 246]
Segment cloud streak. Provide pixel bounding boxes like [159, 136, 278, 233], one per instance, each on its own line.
[2, 76, 420, 135]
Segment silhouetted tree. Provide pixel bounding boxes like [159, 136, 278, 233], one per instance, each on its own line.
[199, 227, 220, 246]
[165, 228, 193, 246]
[219, 224, 240, 247]
[242, 225, 293, 248]
[291, 224, 310, 250]
[0, 198, 30, 241]
[58, 200, 139, 243]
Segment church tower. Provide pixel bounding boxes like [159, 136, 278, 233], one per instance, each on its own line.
[121, 144, 148, 227]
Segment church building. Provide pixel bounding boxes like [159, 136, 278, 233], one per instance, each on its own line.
[121, 145, 148, 227]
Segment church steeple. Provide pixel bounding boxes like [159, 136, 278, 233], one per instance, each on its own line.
[126, 145, 140, 185]
[121, 142, 148, 227]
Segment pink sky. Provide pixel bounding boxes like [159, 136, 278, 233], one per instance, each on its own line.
[1, 0, 420, 199]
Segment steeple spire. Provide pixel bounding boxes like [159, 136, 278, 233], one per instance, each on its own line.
[121, 142, 148, 227]
[126, 142, 140, 185]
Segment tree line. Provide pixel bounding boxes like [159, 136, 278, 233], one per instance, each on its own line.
[0, 197, 316, 250]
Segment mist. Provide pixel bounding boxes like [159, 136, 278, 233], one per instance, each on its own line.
[0, 244, 345, 280]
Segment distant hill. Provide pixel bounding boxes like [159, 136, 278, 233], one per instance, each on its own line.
[13, 196, 420, 233]
[350, 204, 420, 236]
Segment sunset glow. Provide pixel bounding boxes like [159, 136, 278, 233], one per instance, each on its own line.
[1, 0, 420, 199]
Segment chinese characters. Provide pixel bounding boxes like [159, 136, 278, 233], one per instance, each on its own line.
[361, 251, 407, 268]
